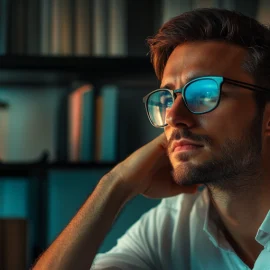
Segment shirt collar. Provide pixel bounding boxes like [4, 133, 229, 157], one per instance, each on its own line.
[201, 189, 234, 252]
[201, 189, 270, 251]
[255, 210, 270, 250]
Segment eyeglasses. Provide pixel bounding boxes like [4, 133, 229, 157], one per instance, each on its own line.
[143, 76, 270, 128]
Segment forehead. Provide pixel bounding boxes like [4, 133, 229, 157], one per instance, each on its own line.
[162, 41, 253, 87]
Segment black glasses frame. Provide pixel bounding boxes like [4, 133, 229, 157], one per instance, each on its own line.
[142, 76, 270, 128]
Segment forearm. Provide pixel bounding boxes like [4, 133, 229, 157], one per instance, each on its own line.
[32, 172, 132, 270]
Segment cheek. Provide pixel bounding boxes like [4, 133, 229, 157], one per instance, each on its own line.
[199, 96, 256, 142]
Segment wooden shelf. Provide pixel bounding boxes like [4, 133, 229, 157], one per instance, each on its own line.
[0, 55, 152, 71]
[50, 161, 117, 169]
[0, 55, 156, 86]
[0, 161, 117, 177]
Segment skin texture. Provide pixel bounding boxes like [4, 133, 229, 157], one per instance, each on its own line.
[162, 41, 270, 268]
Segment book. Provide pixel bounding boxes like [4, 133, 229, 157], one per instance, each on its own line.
[80, 88, 95, 161]
[92, 0, 108, 56]
[9, 0, 27, 54]
[94, 93, 103, 161]
[95, 85, 119, 162]
[60, 0, 73, 55]
[74, 0, 91, 55]
[26, 0, 40, 54]
[0, 0, 8, 54]
[0, 101, 9, 161]
[40, 0, 52, 54]
[51, 0, 62, 54]
[68, 84, 93, 161]
[108, 0, 127, 56]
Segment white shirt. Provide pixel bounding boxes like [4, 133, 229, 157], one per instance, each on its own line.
[92, 188, 270, 269]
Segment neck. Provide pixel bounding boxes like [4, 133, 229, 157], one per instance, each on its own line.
[206, 173, 270, 267]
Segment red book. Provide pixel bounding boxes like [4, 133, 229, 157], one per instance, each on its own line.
[68, 84, 92, 161]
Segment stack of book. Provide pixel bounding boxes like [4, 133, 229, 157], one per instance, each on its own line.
[67, 83, 119, 162]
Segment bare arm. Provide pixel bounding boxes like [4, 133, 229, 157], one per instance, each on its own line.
[32, 133, 198, 270]
[32, 173, 131, 270]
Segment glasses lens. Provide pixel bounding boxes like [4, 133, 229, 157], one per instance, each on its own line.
[147, 90, 173, 127]
[185, 79, 220, 113]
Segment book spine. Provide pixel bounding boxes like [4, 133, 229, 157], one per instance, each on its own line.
[99, 85, 119, 162]
[40, 0, 52, 54]
[0, 0, 8, 54]
[94, 94, 103, 161]
[0, 102, 9, 161]
[26, 0, 40, 54]
[16, 0, 27, 54]
[74, 0, 91, 55]
[92, 0, 108, 56]
[51, 0, 62, 54]
[9, 0, 27, 54]
[108, 0, 127, 56]
[68, 85, 90, 161]
[60, 0, 73, 55]
[80, 87, 95, 161]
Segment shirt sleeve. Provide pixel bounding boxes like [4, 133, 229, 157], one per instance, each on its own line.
[91, 203, 165, 270]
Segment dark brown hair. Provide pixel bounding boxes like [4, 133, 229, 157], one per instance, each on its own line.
[147, 8, 270, 107]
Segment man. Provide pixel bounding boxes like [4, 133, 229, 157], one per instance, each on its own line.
[33, 8, 270, 270]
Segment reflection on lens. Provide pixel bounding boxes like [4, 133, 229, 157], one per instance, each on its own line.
[147, 90, 173, 126]
[185, 79, 219, 113]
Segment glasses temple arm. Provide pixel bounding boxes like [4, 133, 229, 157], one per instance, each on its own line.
[224, 78, 270, 93]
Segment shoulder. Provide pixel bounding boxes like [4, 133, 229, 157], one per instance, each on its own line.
[150, 188, 209, 234]
[129, 189, 208, 242]
[92, 189, 209, 270]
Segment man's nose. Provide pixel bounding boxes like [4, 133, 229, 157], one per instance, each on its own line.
[165, 95, 194, 128]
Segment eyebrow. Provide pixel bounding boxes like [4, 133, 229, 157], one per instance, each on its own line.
[160, 72, 209, 89]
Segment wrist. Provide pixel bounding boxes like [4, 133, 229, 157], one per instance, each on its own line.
[100, 169, 139, 204]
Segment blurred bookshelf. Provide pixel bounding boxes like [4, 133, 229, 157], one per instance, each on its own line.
[0, 54, 158, 270]
[0, 55, 156, 85]
[0, 55, 157, 167]
[0, 53, 159, 269]
[0, 0, 267, 268]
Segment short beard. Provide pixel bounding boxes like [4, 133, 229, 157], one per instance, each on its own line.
[171, 110, 263, 192]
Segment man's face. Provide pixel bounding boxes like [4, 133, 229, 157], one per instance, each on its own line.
[163, 41, 263, 189]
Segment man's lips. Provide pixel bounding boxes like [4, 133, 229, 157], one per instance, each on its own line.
[172, 140, 204, 153]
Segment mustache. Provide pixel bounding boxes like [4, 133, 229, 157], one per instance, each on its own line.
[167, 128, 213, 151]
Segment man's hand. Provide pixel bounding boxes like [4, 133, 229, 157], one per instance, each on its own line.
[108, 132, 199, 199]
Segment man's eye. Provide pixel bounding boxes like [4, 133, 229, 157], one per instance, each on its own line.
[160, 96, 172, 105]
